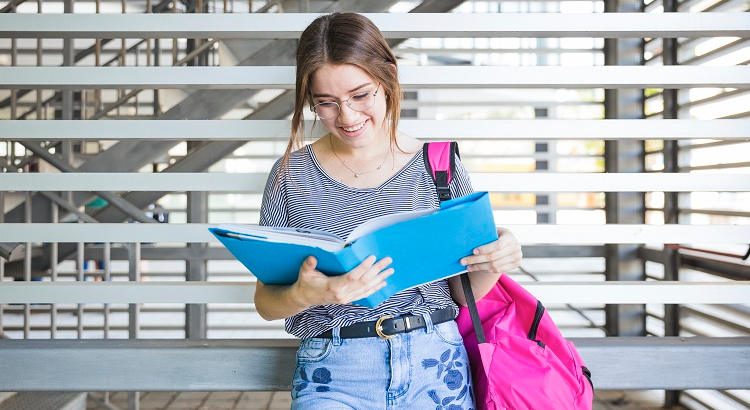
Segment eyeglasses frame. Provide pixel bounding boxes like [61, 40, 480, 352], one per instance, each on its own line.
[311, 83, 382, 120]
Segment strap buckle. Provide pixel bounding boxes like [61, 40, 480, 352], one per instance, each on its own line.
[375, 315, 396, 339]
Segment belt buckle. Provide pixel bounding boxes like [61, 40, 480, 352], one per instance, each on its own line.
[375, 315, 396, 339]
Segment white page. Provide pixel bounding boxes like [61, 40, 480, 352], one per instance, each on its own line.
[345, 208, 437, 244]
[216, 224, 344, 252]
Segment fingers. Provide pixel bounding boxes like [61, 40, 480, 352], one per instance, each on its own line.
[315, 255, 394, 305]
[348, 255, 392, 282]
[346, 268, 395, 303]
[459, 228, 523, 274]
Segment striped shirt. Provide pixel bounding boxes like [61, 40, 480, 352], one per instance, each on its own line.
[258, 143, 474, 339]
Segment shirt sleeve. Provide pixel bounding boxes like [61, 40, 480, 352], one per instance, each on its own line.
[258, 157, 289, 227]
[449, 152, 475, 198]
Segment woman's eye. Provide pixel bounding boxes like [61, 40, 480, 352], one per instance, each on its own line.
[352, 92, 369, 100]
[317, 102, 336, 107]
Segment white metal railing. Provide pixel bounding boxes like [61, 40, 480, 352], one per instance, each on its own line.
[3, 119, 750, 140]
[0, 13, 748, 38]
[2, 66, 749, 88]
[0, 281, 748, 304]
[3, 172, 749, 192]
[2, 224, 748, 243]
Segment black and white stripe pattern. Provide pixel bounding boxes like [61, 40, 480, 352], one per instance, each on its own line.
[259, 144, 474, 339]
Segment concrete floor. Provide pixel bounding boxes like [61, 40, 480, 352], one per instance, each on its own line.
[85, 390, 687, 410]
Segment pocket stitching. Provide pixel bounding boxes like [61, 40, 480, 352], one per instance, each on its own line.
[434, 322, 464, 346]
[296, 338, 334, 363]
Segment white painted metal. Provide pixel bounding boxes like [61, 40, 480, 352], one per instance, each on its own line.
[3, 172, 749, 192]
[1, 223, 748, 243]
[1, 13, 748, 38]
[3, 119, 750, 140]
[0, 281, 747, 304]
[2, 66, 749, 89]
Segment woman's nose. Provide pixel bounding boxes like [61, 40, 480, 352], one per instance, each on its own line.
[337, 102, 360, 122]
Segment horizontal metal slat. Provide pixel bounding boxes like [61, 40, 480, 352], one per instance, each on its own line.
[3, 172, 749, 192]
[0, 281, 748, 304]
[3, 119, 749, 140]
[1, 223, 748, 243]
[2, 66, 748, 89]
[0, 13, 747, 38]
[1, 337, 748, 390]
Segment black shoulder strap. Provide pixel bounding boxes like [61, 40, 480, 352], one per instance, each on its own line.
[423, 141, 486, 344]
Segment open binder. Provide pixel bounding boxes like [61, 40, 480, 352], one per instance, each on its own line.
[209, 191, 498, 308]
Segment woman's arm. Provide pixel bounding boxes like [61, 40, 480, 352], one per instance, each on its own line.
[448, 226, 522, 306]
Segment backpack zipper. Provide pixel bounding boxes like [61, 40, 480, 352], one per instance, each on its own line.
[528, 300, 546, 348]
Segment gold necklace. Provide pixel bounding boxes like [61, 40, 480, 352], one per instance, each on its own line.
[328, 136, 390, 178]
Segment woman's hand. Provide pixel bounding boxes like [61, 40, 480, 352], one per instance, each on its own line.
[460, 227, 522, 275]
[293, 255, 395, 307]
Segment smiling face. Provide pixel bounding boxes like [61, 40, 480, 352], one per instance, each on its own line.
[310, 63, 389, 150]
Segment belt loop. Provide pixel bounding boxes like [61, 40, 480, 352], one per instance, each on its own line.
[420, 311, 435, 334]
[331, 326, 342, 346]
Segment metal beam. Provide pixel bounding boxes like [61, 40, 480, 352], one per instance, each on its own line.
[3, 172, 748, 192]
[3, 119, 750, 140]
[1, 223, 748, 243]
[2, 66, 749, 89]
[0, 337, 748, 391]
[1, 13, 748, 38]
[0, 281, 748, 304]
[603, 0, 646, 338]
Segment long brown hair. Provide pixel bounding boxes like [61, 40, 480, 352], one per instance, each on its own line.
[276, 12, 403, 184]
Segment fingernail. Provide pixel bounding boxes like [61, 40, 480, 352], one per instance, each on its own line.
[460, 259, 467, 266]
[473, 249, 479, 255]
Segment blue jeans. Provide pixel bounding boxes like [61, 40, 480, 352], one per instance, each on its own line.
[290, 313, 475, 409]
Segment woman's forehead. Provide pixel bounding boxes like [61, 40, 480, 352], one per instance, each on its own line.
[310, 63, 374, 94]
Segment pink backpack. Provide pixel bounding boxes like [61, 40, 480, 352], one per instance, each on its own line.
[425, 141, 594, 410]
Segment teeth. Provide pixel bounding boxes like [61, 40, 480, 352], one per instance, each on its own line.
[342, 121, 365, 132]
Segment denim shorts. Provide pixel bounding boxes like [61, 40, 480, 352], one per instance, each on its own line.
[290, 312, 475, 410]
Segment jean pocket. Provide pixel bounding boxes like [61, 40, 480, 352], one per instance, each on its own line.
[433, 321, 465, 346]
[296, 337, 333, 364]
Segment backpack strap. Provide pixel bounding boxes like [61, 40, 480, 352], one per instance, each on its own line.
[423, 141, 460, 202]
[423, 141, 486, 344]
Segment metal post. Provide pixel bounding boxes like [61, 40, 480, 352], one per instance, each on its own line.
[662, 0, 681, 404]
[103, 241, 111, 406]
[128, 241, 141, 410]
[186, 188, 208, 339]
[24, 192, 32, 339]
[77, 238, 84, 338]
[0, 192, 4, 335]
[35, 0, 44, 119]
[51, 202, 58, 339]
[603, 0, 646, 338]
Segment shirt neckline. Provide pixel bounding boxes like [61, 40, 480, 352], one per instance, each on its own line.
[307, 144, 424, 192]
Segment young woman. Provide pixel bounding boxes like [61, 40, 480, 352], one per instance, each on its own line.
[254, 12, 522, 409]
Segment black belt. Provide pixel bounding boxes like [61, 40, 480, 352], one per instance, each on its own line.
[313, 307, 456, 339]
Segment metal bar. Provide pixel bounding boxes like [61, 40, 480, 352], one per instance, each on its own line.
[3, 119, 749, 140]
[2, 66, 749, 89]
[1, 13, 749, 38]
[0, 281, 747, 304]
[104, 242, 111, 339]
[77, 239, 84, 339]
[0, 337, 749, 390]
[3, 172, 749, 192]
[24, 192, 31, 339]
[680, 161, 750, 171]
[1, 223, 747, 244]
[677, 208, 750, 218]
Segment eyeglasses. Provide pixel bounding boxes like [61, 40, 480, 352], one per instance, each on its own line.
[311, 84, 381, 120]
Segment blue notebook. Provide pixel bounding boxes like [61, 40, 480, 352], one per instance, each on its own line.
[209, 191, 498, 308]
